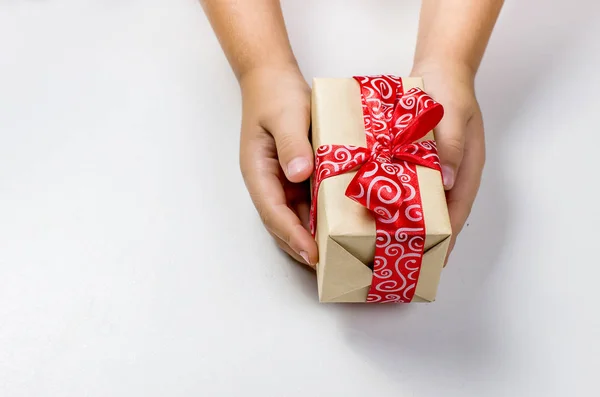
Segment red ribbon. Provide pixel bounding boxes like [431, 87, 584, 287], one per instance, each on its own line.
[310, 75, 444, 303]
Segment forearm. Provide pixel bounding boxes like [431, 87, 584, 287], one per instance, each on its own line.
[412, 0, 504, 79]
[200, 0, 298, 81]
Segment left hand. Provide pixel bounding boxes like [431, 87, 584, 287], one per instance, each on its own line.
[411, 63, 486, 260]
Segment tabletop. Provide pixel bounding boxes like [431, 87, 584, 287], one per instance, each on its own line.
[1, 1, 599, 396]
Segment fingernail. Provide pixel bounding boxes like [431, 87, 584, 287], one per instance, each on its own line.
[299, 251, 311, 266]
[441, 165, 455, 190]
[287, 157, 310, 178]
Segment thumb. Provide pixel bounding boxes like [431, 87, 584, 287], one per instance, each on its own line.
[266, 107, 314, 183]
[435, 113, 466, 190]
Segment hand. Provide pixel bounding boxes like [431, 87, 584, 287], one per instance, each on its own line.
[411, 63, 486, 260]
[239, 67, 318, 268]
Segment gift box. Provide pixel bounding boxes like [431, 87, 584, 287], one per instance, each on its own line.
[309, 75, 452, 303]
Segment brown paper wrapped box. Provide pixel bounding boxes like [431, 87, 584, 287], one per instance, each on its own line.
[311, 77, 452, 303]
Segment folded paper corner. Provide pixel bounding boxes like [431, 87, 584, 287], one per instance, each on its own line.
[317, 236, 372, 303]
[414, 235, 452, 302]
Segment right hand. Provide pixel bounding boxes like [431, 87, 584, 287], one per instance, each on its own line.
[239, 67, 318, 269]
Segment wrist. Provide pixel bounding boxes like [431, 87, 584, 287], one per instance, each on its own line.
[237, 57, 301, 85]
[239, 64, 306, 94]
[411, 58, 476, 88]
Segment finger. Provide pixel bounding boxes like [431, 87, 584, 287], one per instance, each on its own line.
[435, 110, 468, 190]
[446, 112, 485, 260]
[241, 130, 318, 266]
[294, 200, 311, 232]
[263, 204, 317, 267]
[269, 231, 315, 269]
[263, 104, 314, 183]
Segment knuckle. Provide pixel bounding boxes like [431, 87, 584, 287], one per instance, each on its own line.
[442, 137, 464, 154]
[239, 158, 249, 181]
[255, 204, 291, 245]
[268, 231, 285, 249]
[446, 96, 473, 115]
[278, 228, 292, 246]
[255, 202, 272, 228]
[269, 232, 295, 257]
[274, 238, 290, 254]
[275, 240, 286, 252]
[448, 197, 474, 221]
[239, 157, 257, 188]
[275, 133, 299, 157]
[439, 138, 464, 165]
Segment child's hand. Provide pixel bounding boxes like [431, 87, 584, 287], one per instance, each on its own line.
[239, 68, 318, 268]
[412, 63, 486, 260]
[410, 0, 503, 262]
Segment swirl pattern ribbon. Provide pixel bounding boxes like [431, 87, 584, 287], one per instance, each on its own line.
[309, 75, 444, 303]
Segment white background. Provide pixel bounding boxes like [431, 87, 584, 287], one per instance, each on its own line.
[1, 1, 599, 396]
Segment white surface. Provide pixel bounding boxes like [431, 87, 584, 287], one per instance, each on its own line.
[1, 1, 599, 396]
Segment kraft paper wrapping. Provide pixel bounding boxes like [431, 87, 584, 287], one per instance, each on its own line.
[311, 77, 452, 303]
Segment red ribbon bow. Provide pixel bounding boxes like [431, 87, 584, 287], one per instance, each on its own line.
[310, 75, 444, 303]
